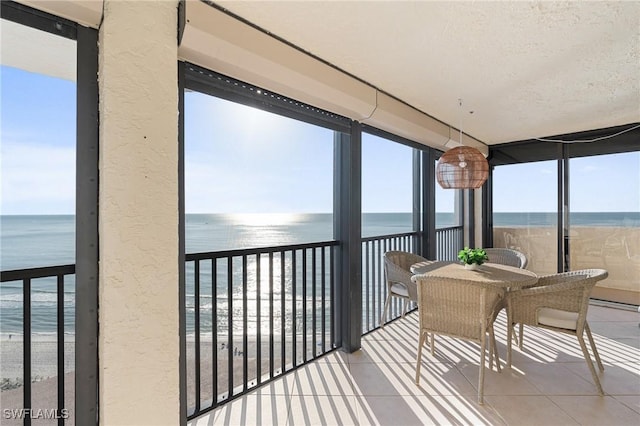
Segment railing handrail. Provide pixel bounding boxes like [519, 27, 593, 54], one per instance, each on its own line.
[436, 225, 463, 232]
[185, 240, 339, 261]
[0, 264, 76, 282]
[361, 231, 417, 243]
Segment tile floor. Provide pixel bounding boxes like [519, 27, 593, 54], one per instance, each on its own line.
[190, 304, 640, 425]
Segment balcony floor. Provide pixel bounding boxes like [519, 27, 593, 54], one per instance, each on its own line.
[190, 304, 640, 425]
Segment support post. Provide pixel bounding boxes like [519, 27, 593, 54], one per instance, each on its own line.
[98, 1, 180, 423]
[75, 24, 99, 426]
[333, 122, 362, 352]
[423, 149, 437, 259]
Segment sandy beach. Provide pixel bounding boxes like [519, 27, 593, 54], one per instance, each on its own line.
[0, 335, 314, 425]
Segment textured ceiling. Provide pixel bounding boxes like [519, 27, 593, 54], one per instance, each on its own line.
[215, 1, 640, 145]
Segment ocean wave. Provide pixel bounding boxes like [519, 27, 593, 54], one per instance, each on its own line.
[0, 291, 75, 305]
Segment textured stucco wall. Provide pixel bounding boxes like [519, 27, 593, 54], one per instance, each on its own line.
[98, 1, 179, 424]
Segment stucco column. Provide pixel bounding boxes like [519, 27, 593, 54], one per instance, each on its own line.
[98, 1, 179, 424]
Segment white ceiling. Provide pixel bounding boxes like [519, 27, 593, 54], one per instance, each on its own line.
[214, 0, 640, 145]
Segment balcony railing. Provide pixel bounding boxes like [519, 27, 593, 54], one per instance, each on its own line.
[0, 226, 464, 423]
[361, 231, 417, 334]
[0, 264, 75, 426]
[185, 241, 339, 419]
[360, 226, 464, 334]
[436, 225, 464, 261]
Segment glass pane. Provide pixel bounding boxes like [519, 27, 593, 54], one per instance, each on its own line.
[361, 133, 414, 333]
[184, 90, 335, 407]
[185, 92, 335, 252]
[435, 161, 460, 228]
[492, 161, 558, 274]
[361, 133, 413, 237]
[1, 18, 76, 424]
[569, 152, 640, 304]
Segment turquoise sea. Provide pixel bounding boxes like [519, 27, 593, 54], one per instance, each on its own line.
[1, 212, 638, 334]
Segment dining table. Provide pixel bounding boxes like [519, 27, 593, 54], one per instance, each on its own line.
[410, 261, 538, 289]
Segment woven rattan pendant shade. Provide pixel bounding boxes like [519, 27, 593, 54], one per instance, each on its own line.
[436, 146, 489, 189]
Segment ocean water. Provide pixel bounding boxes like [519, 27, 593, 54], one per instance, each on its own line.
[0, 213, 428, 335]
[1, 211, 637, 335]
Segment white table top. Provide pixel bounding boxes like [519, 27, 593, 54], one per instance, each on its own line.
[410, 261, 538, 289]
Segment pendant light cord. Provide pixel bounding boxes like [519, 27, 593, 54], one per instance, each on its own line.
[458, 98, 463, 145]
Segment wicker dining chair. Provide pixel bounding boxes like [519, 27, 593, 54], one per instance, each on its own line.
[412, 274, 504, 404]
[484, 248, 529, 345]
[484, 248, 528, 269]
[380, 251, 430, 327]
[506, 269, 609, 395]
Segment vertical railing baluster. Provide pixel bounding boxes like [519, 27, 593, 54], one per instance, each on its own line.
[255, 253, 261, 386]
[212, 259, 218, 405]
[227, 257, 233, 397]
[365, 241, 370, 331]
[311, 248, 317, 358]
[280, 251, 286, 373]
[292, 251, 297, 366]
[301, 249, 307, 363]
[377, 239, 383, 326]
[330, 245, 336, 348]
[268, 252, 274, 379]
[321, 247, 326, 353]
[24, 277, 31, 426]
[372, 241, 377, 329]
[242, 255, 248, 393]
[194, 260, 201, 412]
[57, 275, 65, 426]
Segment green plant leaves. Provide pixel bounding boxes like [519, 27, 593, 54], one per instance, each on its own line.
[457, 247, 488, 265]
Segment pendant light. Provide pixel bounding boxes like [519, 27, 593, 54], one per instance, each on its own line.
[436, 99, 488, 189]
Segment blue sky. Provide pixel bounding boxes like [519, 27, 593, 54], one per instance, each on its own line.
[2, 65, 638, 216]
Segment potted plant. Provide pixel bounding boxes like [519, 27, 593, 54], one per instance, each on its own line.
[458, 247, 488, 270]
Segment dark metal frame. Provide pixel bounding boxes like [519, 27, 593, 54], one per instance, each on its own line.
[334, 124, 363, 352]
[1, 2, 99, 424]
[485, 124, 640, 272]
[76, 24, 100, 426]
[422, 149, 437, 259]
[178, 61, 188, 426]
[184, 63, 351, 133]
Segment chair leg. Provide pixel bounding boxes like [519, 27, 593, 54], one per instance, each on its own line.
[401, 299, 408, 317]
[507, 317, 513, 368]
[478, 334, 487, 405]
[585, 322, 604, 371]
[577, 333, 604, 395]
[511, 323, 519, 346]
[416, 330, 427, 384]
[489, 327, 501, 372]
[380, 294, 391, 328]
[518, 323, 524, 350]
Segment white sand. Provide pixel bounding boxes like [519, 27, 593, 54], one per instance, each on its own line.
[0, 335, 319, 424]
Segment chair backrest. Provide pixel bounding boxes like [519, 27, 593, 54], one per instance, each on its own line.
[519, 268, 608, 332]
[383, 251, 430, 302]
[384, 251, 429, 274]
[412, 274, 503, 342]
[484, 248, 528, 269]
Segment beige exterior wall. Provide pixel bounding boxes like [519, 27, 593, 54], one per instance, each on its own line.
[98, 1, 180, 424]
